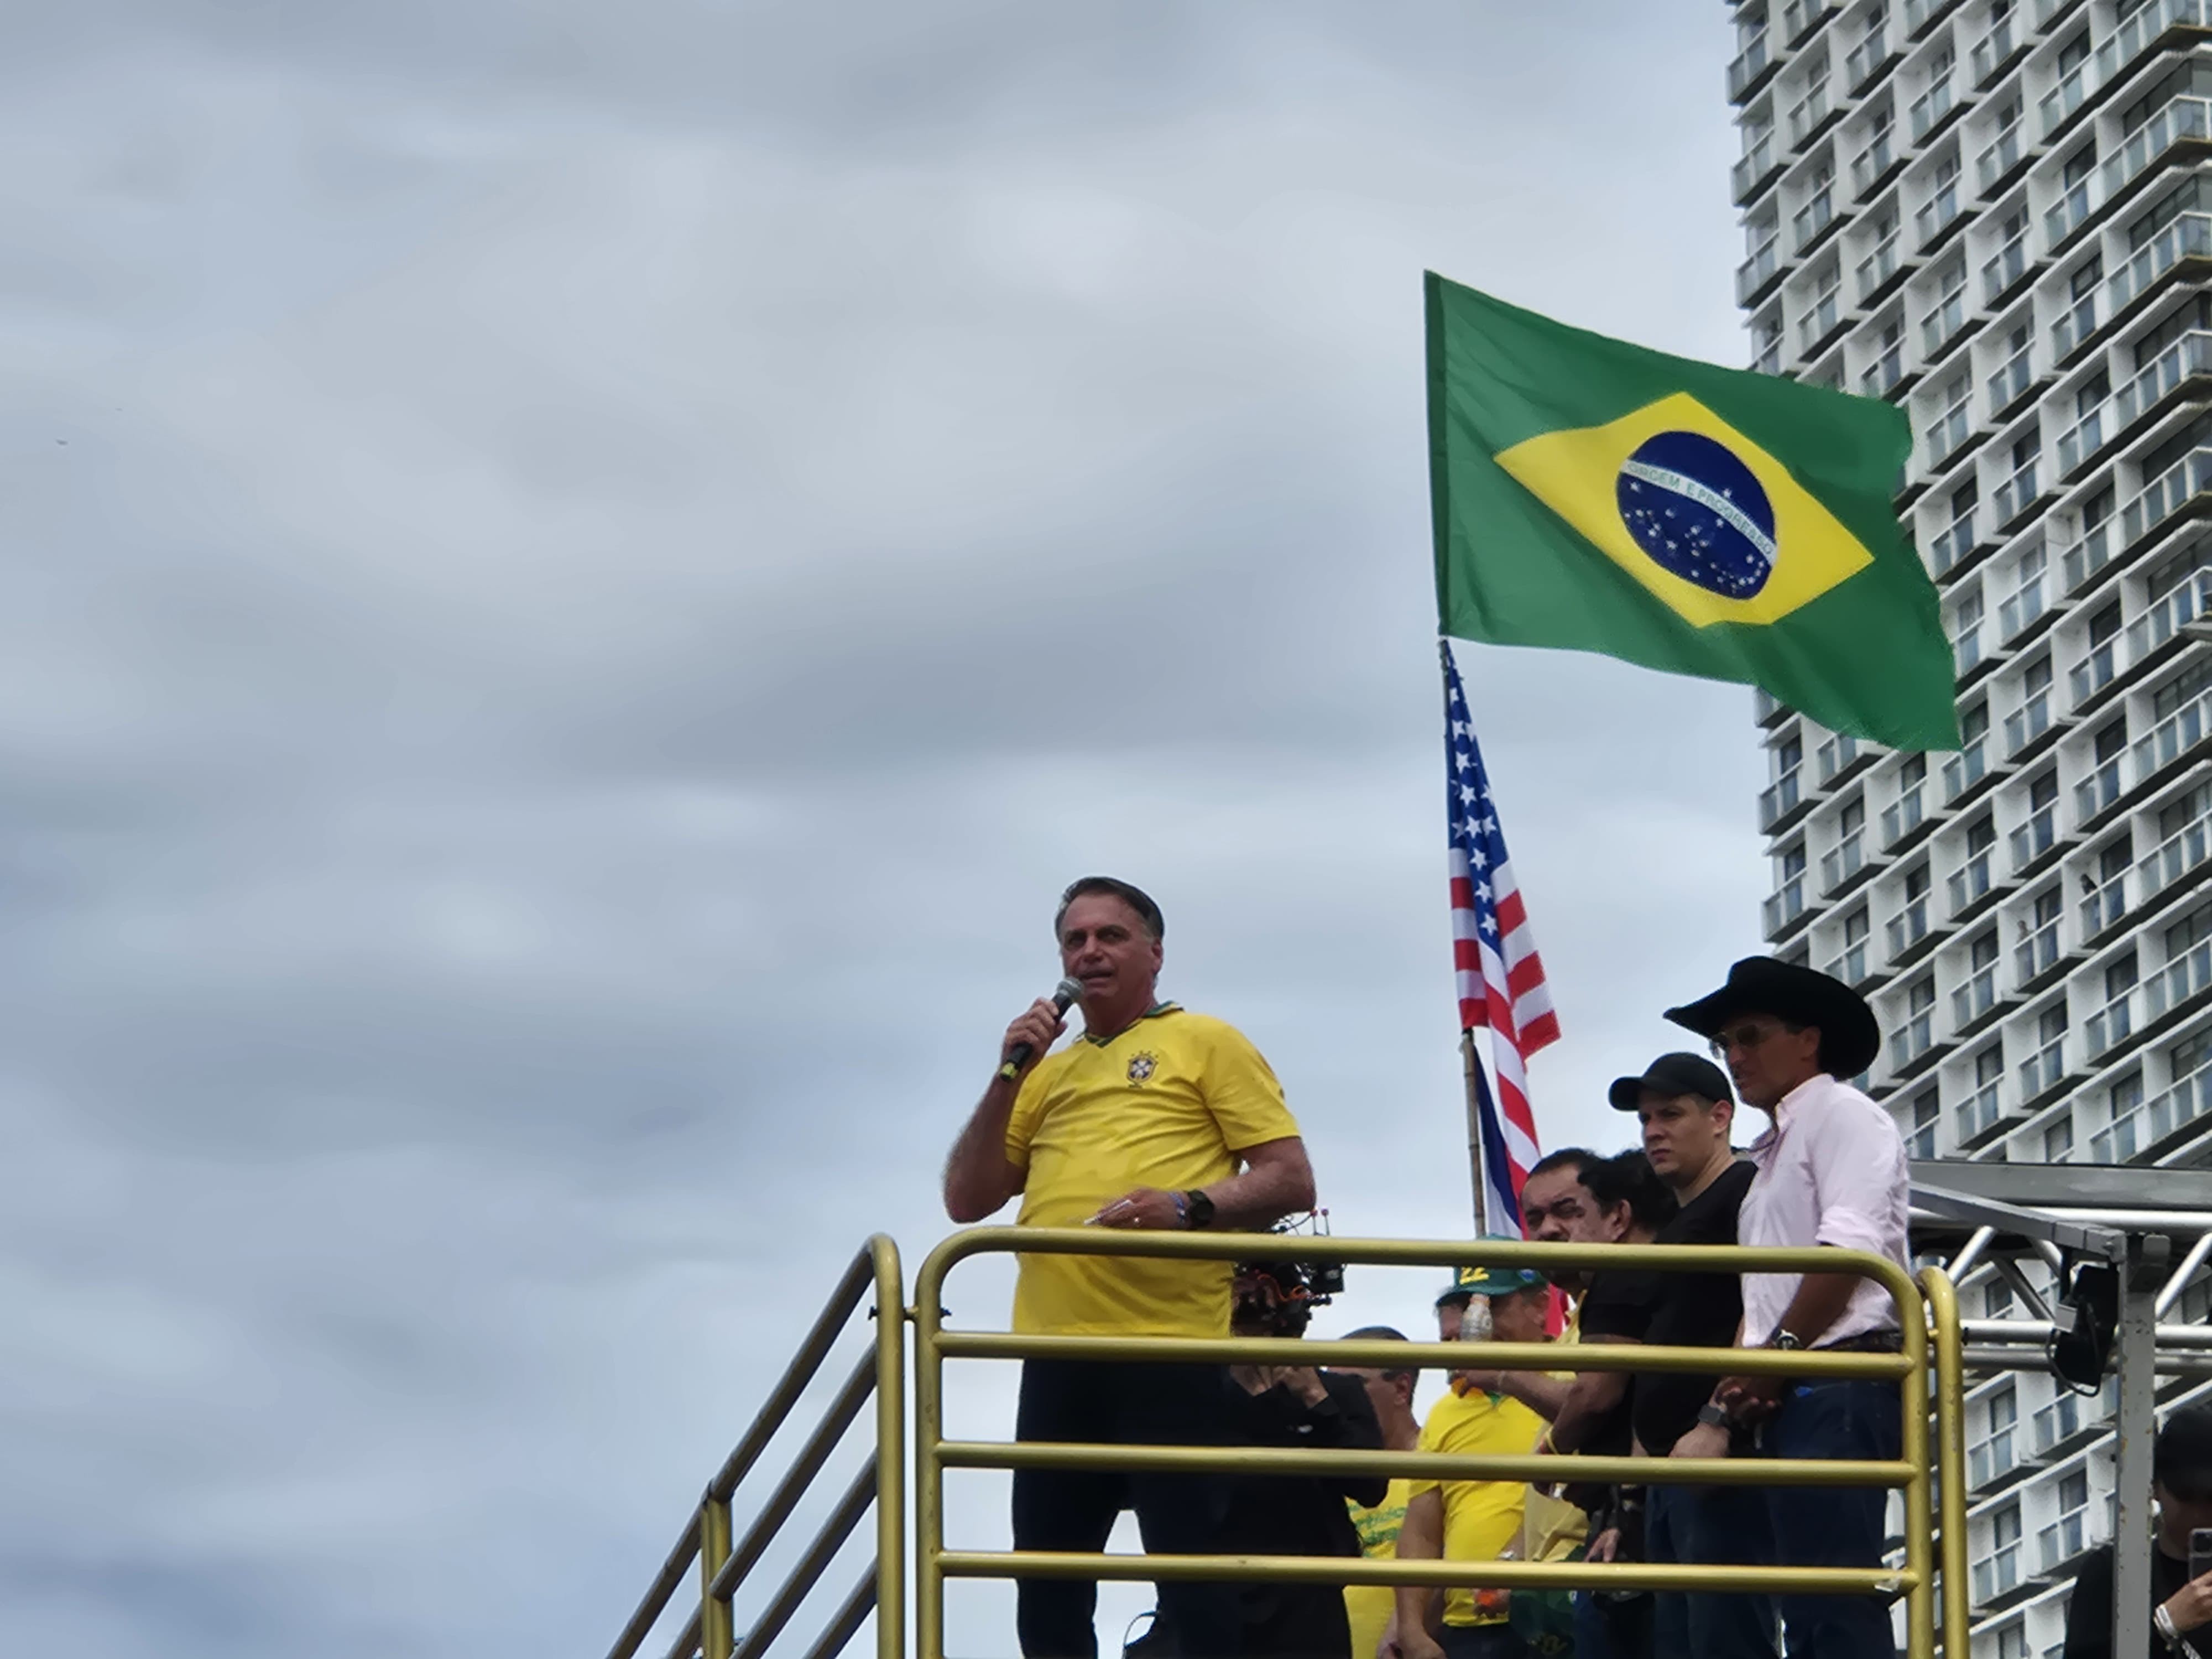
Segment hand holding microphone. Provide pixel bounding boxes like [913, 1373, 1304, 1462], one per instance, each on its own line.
[998, 977, 1084, 1082]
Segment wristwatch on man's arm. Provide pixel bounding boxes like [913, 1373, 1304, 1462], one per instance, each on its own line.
[1179, 1189, 1215, 1229]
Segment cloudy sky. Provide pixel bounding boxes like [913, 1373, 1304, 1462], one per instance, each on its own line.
[0, 4, 1771, 1655]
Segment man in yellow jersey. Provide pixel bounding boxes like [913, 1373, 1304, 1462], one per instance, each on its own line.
[1389, 1268, 1553, 1659]
[942, 875, 1318, 1659]
[1328, 1327, 1423, 1659]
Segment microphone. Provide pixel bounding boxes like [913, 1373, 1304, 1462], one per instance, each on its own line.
[1000, 977, 1085, 1081]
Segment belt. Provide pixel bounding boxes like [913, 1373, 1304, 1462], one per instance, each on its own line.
[1813, 1328, 1904, 1354]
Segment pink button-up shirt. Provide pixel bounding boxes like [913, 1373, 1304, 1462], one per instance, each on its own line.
[1737, 1072, 1911, 1348]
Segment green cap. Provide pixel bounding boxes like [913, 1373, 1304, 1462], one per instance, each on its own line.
[1438, 1264, 1548, 1301]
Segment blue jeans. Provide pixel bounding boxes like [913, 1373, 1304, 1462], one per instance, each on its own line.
[1764, 1379, 1903, 1659]
[1646, 1480, 1776, 1658]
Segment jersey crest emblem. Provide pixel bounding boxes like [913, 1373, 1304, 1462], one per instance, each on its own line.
[1126, 1052, 1158, 1084]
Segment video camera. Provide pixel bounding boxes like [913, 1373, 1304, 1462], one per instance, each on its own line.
[1231, 1213, 1344, 1338]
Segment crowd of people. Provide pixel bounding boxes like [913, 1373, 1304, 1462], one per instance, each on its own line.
[938, 875, 2210, 1659]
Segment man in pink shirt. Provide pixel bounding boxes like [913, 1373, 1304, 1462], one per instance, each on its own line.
[1661, 956, 1909, 1659]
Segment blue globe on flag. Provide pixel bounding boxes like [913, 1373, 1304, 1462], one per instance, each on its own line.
[1615, 430, 1776, 599]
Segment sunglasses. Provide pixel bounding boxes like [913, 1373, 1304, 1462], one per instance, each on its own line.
[1708, 1020, 1788, 1059]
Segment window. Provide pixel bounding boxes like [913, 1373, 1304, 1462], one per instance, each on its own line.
[2045, 1115, 2075, 1161]
[1910, 1084, 1939, 1156]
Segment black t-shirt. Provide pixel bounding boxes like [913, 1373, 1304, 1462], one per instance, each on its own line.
[2062, 1542, 2195, 1659]
[1564, 1261, 1652, 1512]
[1583, 1159, 1758, 1457]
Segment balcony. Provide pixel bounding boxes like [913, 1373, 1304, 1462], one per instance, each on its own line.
[1824, 940, 1871, 987]
[2121, 570, 2212, 674]
[1738, 237, 1783, 305]
[1910, 76, 1956, 143]
[2032, 1380, 2116, 1454]
[1943, 735, 1989, 801]
[1996, 562, 2045, 641]
[1904, 0, 1961, 29]
[1953, 962, 2001, 1027]
[1797, 288, 1844, 353]
[2053, 293, 2099, 359]
[1957, 1077, 2005, 1141]
[1888, 896, 1933, 957]
[2056, 402, 2106, 476]
[1993, 459, 2041, 528]
[1781, 0, 1838, 44]
[2016, 918, 2061, 985]
[1855, 233, 1906, 304]
[1929, 510, 1976, 573]
[1787, 85, 1834, 151]
[1987, 345, 2033, 415]
[2085, 989, 2136, 1058]
[1980, 235, 2028, 306]
[1882, 786, 1927, 848]
[2038, 1509, 2092, 1575]
[2041, 59, 2090, 140]
[1733, 132, 1781, 204]
[2146, 938, 2212, 1022]
[1952, 616, 1986, 676]
[2129, 685, 2212, 794]
[2010, 804, 2058, 872]
[1822, 832, 1870, 895]
[1967, 1422, 2018, 1488]
[1863, 340, 1907, 398]
[2142, 1054, 2212, 1149]
[1794, 189, 1838, 254]
[2093, 0, 2212, 91]
[2046, 178, 2095, 249]
[1728, 29, 1775, 103]
[1759, 768, 1806, 831]
[1908, 1115, 1939, 1158]
[2106, 96, 2212, 207]
[1971, 1539, 2022, 1605]
[2002, 688, 2052, 757]
[2114, 331, 2212, 428]
[1764, 875, 1808, 938]
[1926, 396, 1973, 467]
[2077, 756, 2124, 824]
[1949, 848, 1998, 915]
[2109, 213, 2212, 314]
[2069, 635, 2116, 705]
[1817, 732, 1866, 784]
[1845, 25, 1894, 93]
[2138, 808, 2212, 904]
[1970, 14, 2020, 86]
[2019, 1035, 2067, 1099]
[1915, 180, 1964, 251]
[1896, 1005, 1937, 1065]
[2081, 870, 2128, 937]
[1754, 336, 1783, 376]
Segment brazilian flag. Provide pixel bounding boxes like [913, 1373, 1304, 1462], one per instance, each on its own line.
[1426, 272, 1960, 750]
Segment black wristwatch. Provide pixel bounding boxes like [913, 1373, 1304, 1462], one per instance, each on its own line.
[1767, 1328, 1804, 1352]
[1181, 1188, 1216, 1229]
[1696, 1402, 1733, 1431]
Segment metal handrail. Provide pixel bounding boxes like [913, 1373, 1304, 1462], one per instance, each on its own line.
[915, 1228, 1958, 1659]
[1920, 1265, 1970, 1657]
[606, 1233, 905, 1659]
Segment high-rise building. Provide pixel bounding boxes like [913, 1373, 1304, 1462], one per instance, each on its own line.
[1729, 0, 2212, 1649]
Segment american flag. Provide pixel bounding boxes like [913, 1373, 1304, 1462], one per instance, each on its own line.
[1443, 645, 1559, 1235]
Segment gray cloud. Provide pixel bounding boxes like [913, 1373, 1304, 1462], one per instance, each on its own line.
[0, 4, 1766, 1655]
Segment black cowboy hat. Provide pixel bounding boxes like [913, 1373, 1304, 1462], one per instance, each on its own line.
[1663, 956, 1881, 1081]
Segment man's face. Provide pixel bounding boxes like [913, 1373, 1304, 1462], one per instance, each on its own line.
[1434, 1298, 1469, 1343]
[1519, 1166, 1625, 1292]
[1487, 1287, 1551, 1345]
[2157, 1480, 2212, 1543]
[1711, 1013, 1825, 1109]
[1328, 1365, 1413, 1428]
[1057, 893, 1162, 1011]
[1637, 1091, 1734, 1185]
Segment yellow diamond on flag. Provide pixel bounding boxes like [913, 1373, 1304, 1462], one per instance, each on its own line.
[1492, 391, 1875, 629]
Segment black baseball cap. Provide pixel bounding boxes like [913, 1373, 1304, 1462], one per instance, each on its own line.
[2158, 1403, 2212, 1499]
[1608, 1052, 1734, 1113]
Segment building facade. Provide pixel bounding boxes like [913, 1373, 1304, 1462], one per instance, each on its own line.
[1728, 0, 2212, 1650]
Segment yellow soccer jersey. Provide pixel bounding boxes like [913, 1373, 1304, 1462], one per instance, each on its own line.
[1344, 1475, 1415, 1659]
[1004, 1005, 1297, 1337]
[1410, 1386, 1546, 1627]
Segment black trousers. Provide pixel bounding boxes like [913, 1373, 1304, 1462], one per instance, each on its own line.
[1011, 1358, 1239, 1659]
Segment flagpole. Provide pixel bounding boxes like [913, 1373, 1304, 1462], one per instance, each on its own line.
[1462, 1030, 1490, 1237]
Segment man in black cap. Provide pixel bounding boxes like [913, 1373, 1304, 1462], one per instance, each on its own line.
[1583, 1055, 1767, 1659]
[1659, 957, 1908, 1659]
[2063, 1401, 2212, 1657]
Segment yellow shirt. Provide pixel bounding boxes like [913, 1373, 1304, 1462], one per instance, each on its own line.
[1411, 1387, 1546, 1627]
[1344, 1475, 1415, 1659]
[1005, 1005, 1298, 1336]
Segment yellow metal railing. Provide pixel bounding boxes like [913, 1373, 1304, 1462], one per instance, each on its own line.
[916, 1228, 1970, 1659]
[606, 1235, 905, 1659]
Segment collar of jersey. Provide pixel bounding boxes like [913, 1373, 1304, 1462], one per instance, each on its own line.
[1080, 1001, 1181, 1046]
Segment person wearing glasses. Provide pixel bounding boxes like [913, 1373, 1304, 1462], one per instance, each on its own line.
[1658, 956, 1907, 1659]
